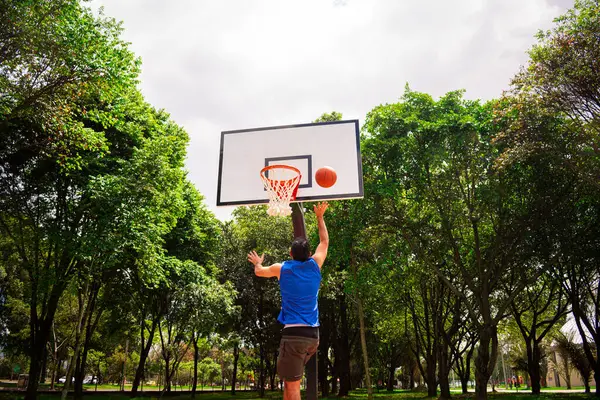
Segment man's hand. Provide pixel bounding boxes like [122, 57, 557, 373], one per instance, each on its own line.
[247, 250, 265, 266]
[313, 202, 329, 218]
[312, 202, 329, 268]
[249, 251, 282, 279]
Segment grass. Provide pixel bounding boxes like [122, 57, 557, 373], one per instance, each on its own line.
[0, 389, 598, 400]
[0, 382, 241, 392]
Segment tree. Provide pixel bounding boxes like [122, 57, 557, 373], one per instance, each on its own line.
[509, 273, 569, 394]
[323, 199, 377, 400]
[550, 337, 572, 389]
[198, 357, 221, 388]
[452, 325, 478, 394]
[555, 333, 593, 393]
[0, 2, 165, 398]
[498, 1, 600, 391]
[363, 88, 539, 400]
[218, 206, 291, 397]
[312, 110, 370, 398]
[62, 96, 189, 399]
[511, 0, 600, 154]
[128, 181, 231, 397]
[182, 278, 236, 398]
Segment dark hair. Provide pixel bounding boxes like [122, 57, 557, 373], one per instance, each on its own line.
[291, 237, 311, 262]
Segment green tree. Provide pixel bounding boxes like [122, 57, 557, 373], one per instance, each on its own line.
[155, 258, 199, 393]
[182, 277, 236, 397]
[499, 0, 600, 392]
[511, 0, 599, 152]
[61, 95, 188, 399]
[312, 111, 368, 398]
[128, 181, 225, 396]
[219, 206, 292, 397]
[363, 88, 538, 400]
[509, 272, 569, 394]
[0, 2, 148, 397]
[555, 333, 592, 393]
[198, 356, 221, 388]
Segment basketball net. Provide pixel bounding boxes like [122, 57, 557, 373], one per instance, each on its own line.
[260, 165, 301, 216]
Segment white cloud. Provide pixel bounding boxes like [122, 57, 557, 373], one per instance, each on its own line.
[90, 0, 572, 220]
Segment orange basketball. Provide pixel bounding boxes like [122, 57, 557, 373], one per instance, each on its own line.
[315, 166, 337, 188]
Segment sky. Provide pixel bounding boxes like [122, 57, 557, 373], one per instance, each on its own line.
[90, 0, 573, 221]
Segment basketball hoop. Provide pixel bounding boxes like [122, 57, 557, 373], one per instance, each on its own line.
[260, 165, 301, 216]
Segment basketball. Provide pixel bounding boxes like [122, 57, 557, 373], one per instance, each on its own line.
[315, 166, 337, 188]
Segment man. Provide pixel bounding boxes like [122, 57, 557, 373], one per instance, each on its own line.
[247, 202, 329, 400]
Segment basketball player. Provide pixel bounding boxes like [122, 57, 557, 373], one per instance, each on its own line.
[247, 202, 329, 400]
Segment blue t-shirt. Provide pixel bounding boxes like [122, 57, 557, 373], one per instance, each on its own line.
[277, 258, 322, 327]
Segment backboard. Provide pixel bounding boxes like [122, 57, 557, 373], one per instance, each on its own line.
[217, 120, 363, 206]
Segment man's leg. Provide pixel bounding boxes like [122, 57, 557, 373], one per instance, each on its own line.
[284, 379, 301, 400]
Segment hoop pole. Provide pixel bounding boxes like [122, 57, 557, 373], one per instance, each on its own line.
[291, 203, 306, 238]
[290, 203, 318, 400]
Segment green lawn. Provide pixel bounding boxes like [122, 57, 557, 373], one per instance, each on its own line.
[77, 384, 238, 391]
[0, 386, 597, 400]
[0, 382, 242, 392]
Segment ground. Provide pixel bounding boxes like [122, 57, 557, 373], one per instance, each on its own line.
[0, 388, 597, 400]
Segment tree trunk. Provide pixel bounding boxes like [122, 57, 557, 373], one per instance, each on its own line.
[26, 327, 49, 400]
[357, 296, 373, 400]
[350, 243, 372, 400]
[594, 368, 599, 396]
[527, 342, 542, 394]
[39, 346, 48, 383]
[25, 290, 62, 400]
[337, 295, 351, 396]
[75, 319, 94, 397]
[222, 354, 226, 391]
[318, 347, 329, 397]
[455, 344, 474, 394]
[385, 344, 397, 392]
[132, 318, 157, 396]
[425, 355, 437, 397]
[562, 354, 571, 389]
[75, 312, 99, 400]
[331, 357, 338, 395]
[318, 311, 330, 397]
[386, 365, 395, 392]
[61, 346, 79, 400]
[61, 287, 90, 400]
[164, 356, 171, 392]
[231, 341, 239, 396]
[269, 359, 276, 392]
[258, 286, 266, 398]
[192, 336, 199, 398]
[461, 376, 468, 394]
[474, 325, 498, 400]
[74, 354, 83, 396]
[584, 377, 591, 394]
[122, 338, 129, 391]
[259, 341, 265, 397]
[438, 343, 451, 399]
[50, 356, 59, 390]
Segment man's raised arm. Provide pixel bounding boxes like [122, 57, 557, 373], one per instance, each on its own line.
[248, 251, 281, 279]
[312, 202, 329, 268]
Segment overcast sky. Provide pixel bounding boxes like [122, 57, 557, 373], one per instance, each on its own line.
[90, 0, 573, 220]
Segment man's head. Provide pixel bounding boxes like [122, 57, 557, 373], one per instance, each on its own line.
[290, 237, 311, 262]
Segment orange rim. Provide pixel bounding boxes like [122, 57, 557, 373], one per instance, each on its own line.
[260, 165, 302, 201]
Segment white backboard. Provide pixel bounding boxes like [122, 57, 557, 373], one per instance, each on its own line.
[217, 120, 363, 206]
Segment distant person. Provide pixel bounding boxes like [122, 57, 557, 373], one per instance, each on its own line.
[248, 202, 329, 400]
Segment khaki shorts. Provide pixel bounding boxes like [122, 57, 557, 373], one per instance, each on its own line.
[277, 330, 319, 382]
